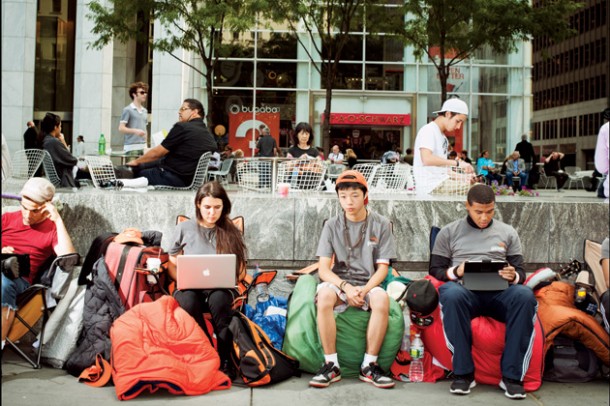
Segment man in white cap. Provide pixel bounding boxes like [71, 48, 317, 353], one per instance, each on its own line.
[413, 98, 474, 195]
[1, 177, 76, 350]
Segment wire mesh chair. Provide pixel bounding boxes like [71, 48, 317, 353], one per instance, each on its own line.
[413, 165, 473, 196]
[84, 155, 120, 189]
[369, 163, 411, 192]
[236, 158, 273, 193]
[9, 149, 45, 180]
[155, 152, 212, 191]
[565, 166, 585, 190]
[208, 158, 234, 185]
[276, 158, 328, 192]
[352, 163, 380, 184]
[41, 150, 62, 187]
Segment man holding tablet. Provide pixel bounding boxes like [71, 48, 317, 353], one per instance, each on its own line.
[429, 184, 537, 400]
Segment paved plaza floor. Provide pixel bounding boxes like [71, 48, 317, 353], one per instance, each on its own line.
[2, 349, 609, 406]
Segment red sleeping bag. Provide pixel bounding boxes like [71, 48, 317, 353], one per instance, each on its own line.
[420, 276, 544, 391]
[111, 295, 231, 400]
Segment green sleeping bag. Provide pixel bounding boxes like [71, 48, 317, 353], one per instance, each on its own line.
[282, 274, 403, 378]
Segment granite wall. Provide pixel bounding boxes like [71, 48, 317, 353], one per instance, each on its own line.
[4, 190, 606, 274]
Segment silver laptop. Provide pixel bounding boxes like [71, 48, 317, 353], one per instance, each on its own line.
[176, 254, 237, 290]
[462, 260, 509, 291]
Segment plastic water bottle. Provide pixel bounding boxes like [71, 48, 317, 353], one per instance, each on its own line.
[409, 333, 424, 382]
[98, 133, 106, 155]
[256, 282, 270, 303]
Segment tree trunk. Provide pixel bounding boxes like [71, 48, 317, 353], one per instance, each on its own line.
[205, 69, 215, 129]
[321, 61, 336, 157]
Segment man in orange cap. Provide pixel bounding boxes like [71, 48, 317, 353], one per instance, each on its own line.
[309, 170, 397, 389]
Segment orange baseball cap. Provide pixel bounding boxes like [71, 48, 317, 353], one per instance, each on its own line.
[335, 170, 368, 205]
[114, 228, 144, 245]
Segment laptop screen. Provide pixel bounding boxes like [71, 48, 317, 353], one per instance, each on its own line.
[176, 254, 237, 290]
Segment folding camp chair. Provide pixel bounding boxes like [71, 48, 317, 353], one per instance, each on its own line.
[5, 253, 81, 368]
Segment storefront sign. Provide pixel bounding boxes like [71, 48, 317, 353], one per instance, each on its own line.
[322, 113, 411, 126]
[229, 111, 280, 157]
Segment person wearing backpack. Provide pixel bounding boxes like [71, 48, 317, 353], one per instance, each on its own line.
[166, 181, 247, 380]
[310, 170, 397, 389]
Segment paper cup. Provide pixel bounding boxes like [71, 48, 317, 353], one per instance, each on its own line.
[146, 257, 161, 273]
[278, 183, 290, 197]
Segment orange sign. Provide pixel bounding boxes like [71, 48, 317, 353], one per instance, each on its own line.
[228, 112, 280, 157]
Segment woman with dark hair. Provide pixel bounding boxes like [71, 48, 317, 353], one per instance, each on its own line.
[167, 181, 247, 379]
[40, 112, 80, 188]
[286, 122, 320, 159]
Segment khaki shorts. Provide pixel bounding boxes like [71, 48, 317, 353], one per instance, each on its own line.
[315, 282, 385, 313]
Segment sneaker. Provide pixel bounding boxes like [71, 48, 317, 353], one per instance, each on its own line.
[557, 188, 564, 192]
[450, 373, 476, 395]
[309, 362, 341, 388]
[500, 377, 526, 399]
[359, 362, 395, 389]
[220, 359, 236, 382]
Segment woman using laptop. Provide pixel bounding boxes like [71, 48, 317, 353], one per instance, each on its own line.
[167, 181, 247, 380]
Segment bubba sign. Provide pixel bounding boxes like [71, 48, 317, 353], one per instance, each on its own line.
[228, 106, 280, 157]
[323, 113, 411, 126]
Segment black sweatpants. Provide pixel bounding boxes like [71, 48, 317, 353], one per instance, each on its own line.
[174, 288, 237, 363]
[439, 282, 538, 381]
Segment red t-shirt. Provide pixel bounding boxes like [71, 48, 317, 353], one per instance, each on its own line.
[2, 211, 58, 284]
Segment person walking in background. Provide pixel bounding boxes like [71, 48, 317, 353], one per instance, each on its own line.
[544, 151, 568, 192]
[119, 82, 149, 156]
[73, 135, 85, 158]
[256, 127, 279, 157]
[23, 121, 38, 149]
[594, 108, 609, 200]
[515, 134, 535, 173]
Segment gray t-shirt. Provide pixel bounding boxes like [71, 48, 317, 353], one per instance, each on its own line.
[169, 219, 216, 256]
[316, 210, 396, 285]
[432, 217, 522, 266]
[120, 103, 148, 147]
[602, 238, 609, 261]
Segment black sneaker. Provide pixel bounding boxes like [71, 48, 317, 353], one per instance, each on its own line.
[500, 377, 526, 399]
[220, 359, 236, 382]
[450, 373, 476, 395]
[309, 362, 341, 388]
[359, 362, 395, 389]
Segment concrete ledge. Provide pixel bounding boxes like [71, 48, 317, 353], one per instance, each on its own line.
[2, 188, 607, 274]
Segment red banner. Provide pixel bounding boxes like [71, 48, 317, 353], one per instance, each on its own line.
[228, 112, 280, 157]
[322, 113, 411, 126]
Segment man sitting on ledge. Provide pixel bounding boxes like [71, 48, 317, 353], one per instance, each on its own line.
[127, 98, 218, 187]
[430, 184, 537, 400]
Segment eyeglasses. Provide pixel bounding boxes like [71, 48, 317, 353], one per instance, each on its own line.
[137, 91, 148, 95]
[410, 312, 434, 327]
[20, 202, 46, 214]
[179, 107, 191, 112]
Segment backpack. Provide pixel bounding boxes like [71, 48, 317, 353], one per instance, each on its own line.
[228, 311, 300, 386]
[544, 335, 599, 382]
[104, 242, 169, 310]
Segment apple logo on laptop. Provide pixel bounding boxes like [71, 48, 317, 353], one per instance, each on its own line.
[202, 269, 210, 277]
